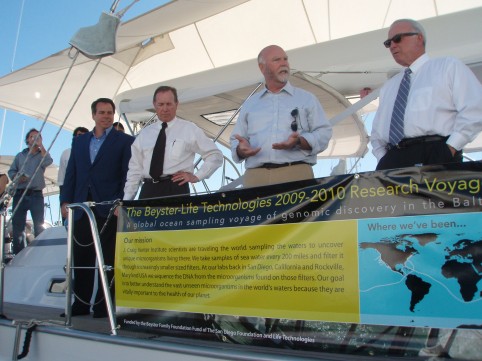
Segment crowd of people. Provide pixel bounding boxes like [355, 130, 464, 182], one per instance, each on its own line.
[3, 18, 482, 318]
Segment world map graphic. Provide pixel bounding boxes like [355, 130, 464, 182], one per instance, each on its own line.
[358, 213, 482, 328]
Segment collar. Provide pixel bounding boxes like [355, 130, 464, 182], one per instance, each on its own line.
[155, 116, 177, 126]
[407, 53, 429, 75]
[260, 81, 295, 97]
[92, 125, 113, 140]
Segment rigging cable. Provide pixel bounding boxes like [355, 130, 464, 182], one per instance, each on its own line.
[5, 1, 140, 233]
[0, 0, 26, 150]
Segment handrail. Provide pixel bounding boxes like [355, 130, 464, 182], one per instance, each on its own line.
[0, 205, 6, 318]
[64, 202, 117, 335]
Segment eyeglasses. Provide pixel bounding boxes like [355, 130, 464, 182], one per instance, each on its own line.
[383, 32, 419, 48]
[290, 108, 299, 132]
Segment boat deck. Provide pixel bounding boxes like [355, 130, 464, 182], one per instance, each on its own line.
[1, 302, 439, 361]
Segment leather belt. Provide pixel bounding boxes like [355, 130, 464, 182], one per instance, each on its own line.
[257, 161, 308, 169]
[15, 189, 42, 196]
[386, 135, 448, 151]
[143, 176, 172, 184]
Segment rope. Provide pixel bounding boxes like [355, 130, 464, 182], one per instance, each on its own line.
[17, 323, 37, 360]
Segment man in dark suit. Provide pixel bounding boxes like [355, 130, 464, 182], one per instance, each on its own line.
[60, 98, 134, 318]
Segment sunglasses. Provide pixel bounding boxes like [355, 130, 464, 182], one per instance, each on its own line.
[290, 108, 299, 131]
[383, 32, 419, 48]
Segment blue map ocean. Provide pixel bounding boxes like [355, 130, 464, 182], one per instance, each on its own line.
[358, 212, 482, 328]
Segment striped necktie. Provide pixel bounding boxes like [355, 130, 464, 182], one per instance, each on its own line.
[389, 68, 412, 146]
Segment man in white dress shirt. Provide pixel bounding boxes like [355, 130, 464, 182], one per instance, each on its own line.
[371, 19, 482, 170]
[123, 85, 223, 199]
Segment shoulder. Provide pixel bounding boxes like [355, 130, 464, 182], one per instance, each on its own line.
[423, 56, 466, 71]
[15, 149, 29, 159]
[135, 122, 158, 141]
[107, 129, 134, 144]
[291, 85, 319, 102]
[174, 118, 199, 130]
[118, 131, 135, 144]
[423, 56, 476, 81]
[381, 70, 403, 89]
[72, 132, 91, 147]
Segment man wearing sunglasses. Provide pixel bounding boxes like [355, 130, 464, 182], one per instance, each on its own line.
[371, 19, 482, 170]
[230, 45, 332, 188]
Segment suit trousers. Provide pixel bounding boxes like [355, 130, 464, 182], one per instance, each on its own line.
[139, 180, 189, 199]
[376, 139, 463, 171]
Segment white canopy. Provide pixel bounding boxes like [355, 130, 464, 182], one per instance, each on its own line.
[1, 0, 482, 157]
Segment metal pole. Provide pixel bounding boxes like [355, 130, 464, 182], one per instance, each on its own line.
[66, 203, 118, 335]
[64, 207, 75, 327]
[0, 206, 5, 317]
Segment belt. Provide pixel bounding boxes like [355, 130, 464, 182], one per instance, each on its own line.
[143, 176, 172, 184]
[16, 189, 42, 196]
[257, 161, 309, 169]
[386, 135, 448, 150]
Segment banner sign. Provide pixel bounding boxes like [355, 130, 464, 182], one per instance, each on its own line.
[115, 163, 482, 352]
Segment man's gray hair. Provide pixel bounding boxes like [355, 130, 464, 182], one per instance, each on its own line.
[391, 19, 426, 46]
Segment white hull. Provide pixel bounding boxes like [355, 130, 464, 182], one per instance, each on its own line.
[0, 317, 275, 361]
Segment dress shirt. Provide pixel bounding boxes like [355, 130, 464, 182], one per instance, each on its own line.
[89, 126, 112, 163]
[371, 54, 482, 162]
[57, 148, 71, 186]
[8, 148, 53, 190]
[230, 81, 332, 169]
[123, 117, 223, 200]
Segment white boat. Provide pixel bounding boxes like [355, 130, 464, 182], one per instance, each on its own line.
[1, 1, 482, 360]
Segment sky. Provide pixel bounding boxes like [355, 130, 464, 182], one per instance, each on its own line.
[0, 0, 171, 224]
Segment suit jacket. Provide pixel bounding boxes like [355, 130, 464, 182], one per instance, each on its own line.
[60, 128, 134, 220]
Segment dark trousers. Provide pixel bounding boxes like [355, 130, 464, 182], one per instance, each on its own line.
[376, 139, 462, 171]
[11, 191, 45, 254]
[72, 211, 117, 313]
[139, 180, 189, 199]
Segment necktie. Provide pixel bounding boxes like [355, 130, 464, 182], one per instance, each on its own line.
[389, 68, 412, 146]
[149, 122, 168, 179]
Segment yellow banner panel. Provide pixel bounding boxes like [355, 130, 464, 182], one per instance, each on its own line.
[116, 220, 359, 323]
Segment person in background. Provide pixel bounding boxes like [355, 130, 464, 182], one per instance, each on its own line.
[8, 129, 53, 254]
[123, 85, 223, 200]
[371, 18, 482, 170]
[112, 121, 125, 133]
[230, 45, 332, 188]
[60, 98, 134, 318]
[57, 126, 88, 223]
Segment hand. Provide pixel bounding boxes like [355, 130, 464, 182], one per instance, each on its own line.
[447, 145, 457, 157]
[272, 132, 300, 150]
[172, 171, 198, 185]
[234, 134, 261, 159]
[19, 175, 29, 183]
[61, 203, 69, 219]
